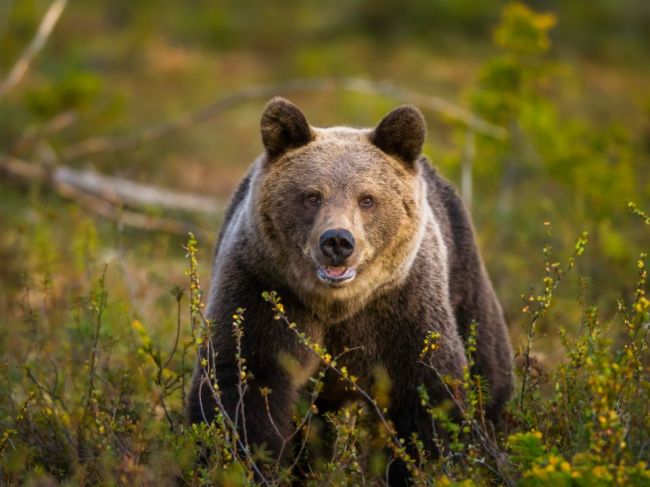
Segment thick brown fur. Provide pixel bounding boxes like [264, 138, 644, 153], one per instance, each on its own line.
[188, 97, 513, 485]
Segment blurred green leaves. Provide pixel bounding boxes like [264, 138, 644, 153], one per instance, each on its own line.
[25, 71, 102, 117]
[494, 3, 556, 55]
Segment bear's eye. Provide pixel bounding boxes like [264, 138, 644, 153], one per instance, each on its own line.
[359, 195, 375, 209]
[304, 192, 322, 208]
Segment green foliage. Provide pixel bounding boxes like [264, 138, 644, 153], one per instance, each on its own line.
[25, 71, 103, 118]
[464, 3, 648, 335]
[1, 212, 648, 484]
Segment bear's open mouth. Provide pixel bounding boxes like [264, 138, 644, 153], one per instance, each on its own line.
[317, 265, 356, 284]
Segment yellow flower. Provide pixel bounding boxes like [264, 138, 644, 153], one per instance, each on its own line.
[634, 296, 649, 312]
[591, 465, 612, 480]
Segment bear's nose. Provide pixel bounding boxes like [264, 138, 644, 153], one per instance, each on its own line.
[319, 228, 355, 264]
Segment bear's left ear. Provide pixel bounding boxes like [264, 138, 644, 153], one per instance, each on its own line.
[261, 97, 313, 160]
[369, 105, 426, 167]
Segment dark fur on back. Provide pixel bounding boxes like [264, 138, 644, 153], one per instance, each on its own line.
[422, 161, 513, 419]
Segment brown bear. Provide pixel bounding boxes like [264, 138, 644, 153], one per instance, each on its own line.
[188, 97, 513, 484]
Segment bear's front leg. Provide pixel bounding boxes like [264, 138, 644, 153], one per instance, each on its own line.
[188, 300, 320, 470]
[381, 324, 468, 486]
[215, 360, 300, 459]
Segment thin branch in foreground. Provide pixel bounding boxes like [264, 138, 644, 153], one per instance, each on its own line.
[0, 0, 68, 100]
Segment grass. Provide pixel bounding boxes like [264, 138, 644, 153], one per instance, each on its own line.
[0, 200, 647, 485]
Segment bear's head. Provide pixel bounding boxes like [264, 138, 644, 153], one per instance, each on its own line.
[255, 97, 429, 320]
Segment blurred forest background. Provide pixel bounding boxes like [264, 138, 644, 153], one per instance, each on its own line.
[1, 1, 649, 485]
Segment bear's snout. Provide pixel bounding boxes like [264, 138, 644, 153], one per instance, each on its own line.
[319, 228, 355, 265]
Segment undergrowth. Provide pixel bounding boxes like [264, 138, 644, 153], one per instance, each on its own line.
[0, 206, 648, 486]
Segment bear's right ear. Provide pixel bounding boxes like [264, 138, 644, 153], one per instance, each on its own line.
[369, 105, 426, 168]
[261, 97, 313, 160]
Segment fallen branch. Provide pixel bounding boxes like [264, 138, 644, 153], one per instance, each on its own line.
[54, 166, 224, 215]
[0, 156, 223, 215]
[0, 0, 68, 100]
[56, 181, 197, 237]
[0, 155, 220, 236]
[61, 77, 507, 161]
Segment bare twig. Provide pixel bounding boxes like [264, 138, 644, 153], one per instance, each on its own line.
[61, 77, 507, 162]
[83, 264, 108, 420]
[518, 233, 588, 409]
[11, 111, 78, 154]
[162, 287, 185, 371]
[0, 393, 35, 456]
[0, 0, 68, 100]
[25, 366, 69, 414]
